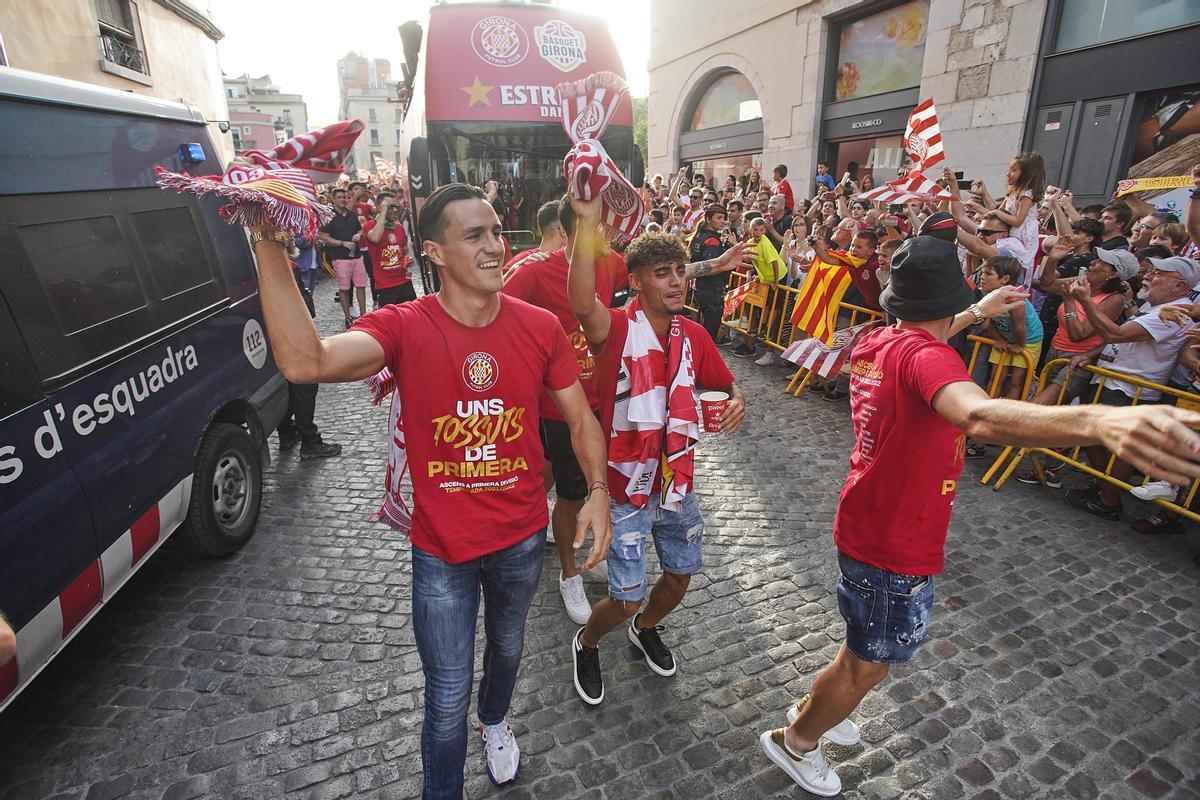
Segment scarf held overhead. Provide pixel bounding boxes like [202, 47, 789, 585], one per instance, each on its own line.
[557, 71, 646, 243]
[156, 120, 364, 239]
[608, 306, 699, 512]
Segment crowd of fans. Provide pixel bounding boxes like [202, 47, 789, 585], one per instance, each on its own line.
[638, 156, 1200, 540]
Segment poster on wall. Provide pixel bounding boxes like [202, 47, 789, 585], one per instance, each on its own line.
[1129, 85, 1200, 172]
[834, 0, 930, 103]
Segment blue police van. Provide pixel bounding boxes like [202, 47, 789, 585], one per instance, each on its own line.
[0, 68, 288, 710]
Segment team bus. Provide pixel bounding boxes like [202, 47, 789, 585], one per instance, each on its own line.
[0, 68, 287, 711]
[396, 1, 642, 290]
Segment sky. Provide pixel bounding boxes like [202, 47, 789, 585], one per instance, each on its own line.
[208, 0, 650, 128]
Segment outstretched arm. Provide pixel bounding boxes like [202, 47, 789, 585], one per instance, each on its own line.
[252, 231, 385, 383]
[685, 240, 755, 279]
[1188, 164, 1200, 246]
[933, 381, 1200, 486]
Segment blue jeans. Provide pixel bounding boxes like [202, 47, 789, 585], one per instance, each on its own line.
[836, 551, 934, 664]
[298, 267, 318, 295]
[607, 493, 704, 602]
[412, 529, 544, 800]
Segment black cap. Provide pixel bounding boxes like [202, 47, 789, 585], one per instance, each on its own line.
[878, 235, 975, 322]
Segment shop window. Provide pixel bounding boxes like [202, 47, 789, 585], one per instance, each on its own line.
[1130, 84, 1200, 167]
[831, 134, 905, 189]
[686, 73, 761, 132]
[832, 0, 929, 102]
[1055, 0, 1200, 53]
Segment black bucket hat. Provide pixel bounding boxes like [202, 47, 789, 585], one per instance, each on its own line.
[879, 235, 976, 322]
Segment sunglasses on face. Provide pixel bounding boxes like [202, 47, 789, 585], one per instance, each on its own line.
[978, 228, 1006, 237]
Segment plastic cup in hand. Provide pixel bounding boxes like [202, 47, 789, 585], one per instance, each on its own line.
[699, 391, 730, 433]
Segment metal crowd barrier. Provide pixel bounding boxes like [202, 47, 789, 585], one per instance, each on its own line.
[980, 358, 1200, 523]
[963, 334, 1036, 401]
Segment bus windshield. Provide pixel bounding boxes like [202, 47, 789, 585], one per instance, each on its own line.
[430, 121, 633, 233]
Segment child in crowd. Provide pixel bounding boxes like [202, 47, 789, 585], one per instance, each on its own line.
[978, 256, 1043, 401]
[970, 152, 1045, 277]
[733, 216, 789, 364]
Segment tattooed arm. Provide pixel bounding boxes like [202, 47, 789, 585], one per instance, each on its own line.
[685, 240, 755, 279]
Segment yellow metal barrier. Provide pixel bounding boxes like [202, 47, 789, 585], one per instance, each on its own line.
[964, 334, 1036, 401]
[979, 358, 1200, 523]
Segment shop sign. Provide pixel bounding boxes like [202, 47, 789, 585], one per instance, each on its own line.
[851, 117, 884, 130]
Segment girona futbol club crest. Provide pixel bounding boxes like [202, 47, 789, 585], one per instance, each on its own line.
[471, 15, 529, 67]
[906, 133, 928, 168]
[462, 351, 499, 392]
[535, 19, 588, 73]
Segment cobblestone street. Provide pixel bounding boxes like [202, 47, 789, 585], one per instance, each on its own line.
[1, 294, 1198, 800]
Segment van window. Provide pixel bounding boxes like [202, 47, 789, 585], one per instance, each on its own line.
[17, 215, 148, 334]
[0, 189, 226, 384]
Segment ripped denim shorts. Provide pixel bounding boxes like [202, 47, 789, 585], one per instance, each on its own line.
[606, 493, 704, 602]
[836, 551, 934, 665]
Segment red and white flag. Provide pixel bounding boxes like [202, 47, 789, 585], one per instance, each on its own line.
[722, 280, 757, 318]
[904, 98, 944, 173]
[782, 320, 877, 380]
[373, 155, 397, 180]
[858, 171, 954, 205]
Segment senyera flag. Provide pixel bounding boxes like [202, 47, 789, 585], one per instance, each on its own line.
[156, 120, 364, 238]
[782, 320, 878, 380]
[557, 71, 645, 242]
[855, 98, 952, 205]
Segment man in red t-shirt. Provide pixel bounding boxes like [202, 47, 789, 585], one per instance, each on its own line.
[363, 191, 415, 307]
[565, 196, 746, 707]
[500, 201, 566, 279]
[759, 236, 1200, 796]
[246, 183, 612, 797]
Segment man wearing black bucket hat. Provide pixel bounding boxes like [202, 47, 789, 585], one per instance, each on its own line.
[761, 235, 1200, 796]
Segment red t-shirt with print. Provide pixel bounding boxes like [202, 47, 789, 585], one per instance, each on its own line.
[592, 309, 734, 504]
[501, 248, 627, 420]
[362, 220, 410, 289]
[352, 294, 580, 563]
[833, 327, 971, 576]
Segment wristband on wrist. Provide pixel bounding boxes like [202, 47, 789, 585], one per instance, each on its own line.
[249, 228, 290, 247]
[586, 481, 609, 499]
[968, 303, 985, 325]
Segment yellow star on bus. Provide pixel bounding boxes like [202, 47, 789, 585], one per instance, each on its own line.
[461, 76, 494, 108]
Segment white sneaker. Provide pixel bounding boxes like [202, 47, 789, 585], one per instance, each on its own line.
[559, 571, 592, 625]
[760, 729, 841, 796]
[1131, 480, 1177, 501]
[786, 695, 860, 746]
[480, 720, 520, 785]
[755, 350, 776, 366]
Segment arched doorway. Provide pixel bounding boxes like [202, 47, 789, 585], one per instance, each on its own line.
[678, 70, 764, 192]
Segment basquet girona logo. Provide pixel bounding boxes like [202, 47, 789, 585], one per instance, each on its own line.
[471, 16, 529, 67]
[462, 351, 499, 392]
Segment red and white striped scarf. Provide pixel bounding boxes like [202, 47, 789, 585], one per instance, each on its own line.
[608, 304, 699, 511]
[156, 120, 364, 238]
[558, 71, 645, 243]
[365, 367, 412, 534]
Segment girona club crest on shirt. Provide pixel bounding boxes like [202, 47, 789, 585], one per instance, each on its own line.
[471, 16, 529, 67]
[462, 351, 499, 392]
[534, 19, 587, 73]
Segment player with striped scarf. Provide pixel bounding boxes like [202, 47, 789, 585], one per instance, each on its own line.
[565, 195, 746, 706]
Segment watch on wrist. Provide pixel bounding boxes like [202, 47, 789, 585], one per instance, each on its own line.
[249, 228, 291, 247]
[968, 303, 985, 325]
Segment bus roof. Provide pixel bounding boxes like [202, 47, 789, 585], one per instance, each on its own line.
[423, 3, 631, 127]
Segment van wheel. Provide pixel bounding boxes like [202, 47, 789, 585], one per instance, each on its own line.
[179, 423, 262, 556]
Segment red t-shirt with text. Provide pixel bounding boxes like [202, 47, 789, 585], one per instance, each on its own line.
[775, 179, 794, 212]
[592, 310, 734, 504]
[352, 294, 579, 563]
[362, 220, 410, 289]
[834, 327, 970, 575]
[501, 248, 627, 420]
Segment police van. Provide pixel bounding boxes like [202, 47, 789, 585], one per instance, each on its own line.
[0, 68, 288, 710]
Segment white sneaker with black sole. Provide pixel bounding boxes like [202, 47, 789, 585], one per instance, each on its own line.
[559, 571, 592, 625]
[760, 729, 841, 796]
[1131, 479, 1177, 501]
[479, 720, 520, 785]
[785, 694, 861, 746]
[627, 612, 677, 676]
[572, 628, 603, 705]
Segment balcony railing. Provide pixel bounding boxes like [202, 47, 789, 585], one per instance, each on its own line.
[100, 30, 146, 73]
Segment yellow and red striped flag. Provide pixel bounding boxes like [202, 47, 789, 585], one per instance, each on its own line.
[789, 257, 854, 345]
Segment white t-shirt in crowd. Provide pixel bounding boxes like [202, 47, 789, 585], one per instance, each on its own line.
[682, 207, 705, 231]
[1094, 297, 1195, 400]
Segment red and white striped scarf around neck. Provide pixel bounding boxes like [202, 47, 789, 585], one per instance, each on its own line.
[608, 302, 699, 512]
[557, 71, 646, 243]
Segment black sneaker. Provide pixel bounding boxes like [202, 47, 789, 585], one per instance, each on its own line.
[1016, 467, 1061, 488]
[823, 389, 849, 402]
[1065, 488, 1121, 521]
[627, 613, 676, 676]
[572, 629, 603, 705]
[964, 440, 987, 459]
[732, 344, 757, 358]
[344, 315, 355, 330]
[278, 430, 300, 451]
[300, 441, 342, 460]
